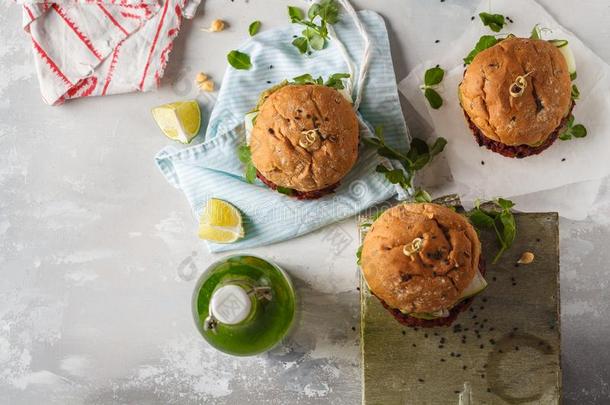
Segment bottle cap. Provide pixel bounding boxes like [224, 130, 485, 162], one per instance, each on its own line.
[210, 285, 252, 325]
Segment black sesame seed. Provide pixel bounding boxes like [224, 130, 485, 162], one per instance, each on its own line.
[439, 345, 444, 349]
[482, 298, 487, 303]
[440, 358, 446, 362]
[481, 374, 485, 379]
[356, 287, 360, 291]
[434, 332, 439, 336]
[463, 365, 467, 370]
[489, 327, 495, 332]
[424, 333, 428, 338]
[266, 80, 272, 84]
[412, 343, 417, 347]
[435, 64, 440, 68]
[471, 16, 475, 20]
[435, 40, 440, 43]
[269, 65, 274, 69]
[414, 328, 419, 332]
[418, 378, 425, 383]
[440, 337, 446, 343]
[480, 344, 484, 349]
[351, 326, 356, 331]
[536, 238, 541, 242]
[481, 160, 485, 165]
[492, 276, 497, 281]
[402, 330, 406, 335]
[499, 349, 504, 353]
[293, 35, 298, 38]
[487, 388, 492, 393]
[454, 390, 461, 394]
[489, 339, 496, 345]
[456, 353, 461, 357]
[561, 158, 566, 162]
[512, 282, 517, 286]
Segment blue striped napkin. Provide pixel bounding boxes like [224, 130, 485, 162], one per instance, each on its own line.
[155, 10, 409, 252]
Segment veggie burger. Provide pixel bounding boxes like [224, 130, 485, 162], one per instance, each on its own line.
[361, 203, 487, 327]
[246, 82, 359, 199]
[459, 37, 573, 158]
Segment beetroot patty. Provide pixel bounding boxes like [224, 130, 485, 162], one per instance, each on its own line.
[256, 170, 339, 200]
[464, 102, 574, 159]
[375, 258, 487, 328]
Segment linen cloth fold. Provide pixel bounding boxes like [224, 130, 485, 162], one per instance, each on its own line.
[18, 0, 200, 105]
[156, 10, 409, 253]
[398, 0, 610, 219]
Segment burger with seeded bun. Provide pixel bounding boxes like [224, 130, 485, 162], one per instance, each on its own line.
[247, 82, 359, 199]
[361, 203, 488, 327]
[459, 37, 573, 158]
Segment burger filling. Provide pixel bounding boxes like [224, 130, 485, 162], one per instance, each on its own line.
[464, 102, 574, 159]
[400, 266, 488, 319]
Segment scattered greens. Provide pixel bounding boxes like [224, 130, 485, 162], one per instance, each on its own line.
[290, 73, 350, 90]
[421, 66, 445, 109]
[363, 126, 447, 201]
[238, 144, 257, 183]
[558, 115, 587, 140]
[571, 84, 580, 100]
[467, 198, 516, 264]
[227, 50, 252, 70]
[288, 0, 340, 54]
[249, 20, 261, 36]
[464, 35, 499, 64]
[479, 12, 506, 33]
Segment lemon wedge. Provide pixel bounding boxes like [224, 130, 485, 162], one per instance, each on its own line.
[198, 199, 245, 243]
[152, 100, 201, 144]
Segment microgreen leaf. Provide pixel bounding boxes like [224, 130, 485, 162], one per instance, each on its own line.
[479, 12, 506, 32]
[309, 33, 325, 50]
[424, 88, 443, 109]
[227, 50, 252, 70]
[238, 144, 257, 183]
[571, 84, 580, 100]
[292, 37, 308, 54]
[571, 124, 587, 138]
[430, 137, 448, 158]
[413, 189, 432, 203]
[424, 67, 444, 86]
[464, 35, 499, 64]
[276, 186, 295, 196]
[467, 198, 517, 264]
[324, 73, 350, 89]
[530, 24, 541, 39]
[288, 6, 304, 22]
[356, 245, 363, 265]
[570, 72, 578, 81]
[249, 20, 261, 36]
[313, 0, 340, 24]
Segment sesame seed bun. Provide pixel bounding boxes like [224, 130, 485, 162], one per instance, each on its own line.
[250, 84, 359, 193]
[361, 203, 482, 314]
[459, 37, 572, 152]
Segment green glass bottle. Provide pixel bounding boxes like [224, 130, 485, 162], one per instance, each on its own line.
[192, 255, 296, 356]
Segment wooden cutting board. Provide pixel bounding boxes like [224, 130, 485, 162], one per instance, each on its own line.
[359, 199, 561, 405]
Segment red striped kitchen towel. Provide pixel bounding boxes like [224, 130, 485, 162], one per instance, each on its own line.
[17, 0, 200, 105]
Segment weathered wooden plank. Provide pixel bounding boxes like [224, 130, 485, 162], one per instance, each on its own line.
[360, 205, 560, 405]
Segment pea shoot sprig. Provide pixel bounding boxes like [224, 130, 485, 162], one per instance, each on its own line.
[467, 198, 517, 264]
[558, 115, 587, 141]
[288, 0, 340, 54]
[421, 66, 445, 109]
[363, 127, 447, 203]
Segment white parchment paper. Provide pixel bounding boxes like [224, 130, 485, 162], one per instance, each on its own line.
[399, 0, 608, 219]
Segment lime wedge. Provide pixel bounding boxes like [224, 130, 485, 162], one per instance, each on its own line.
[152, 100, 201, 144]
[198, 199, 245, 243]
